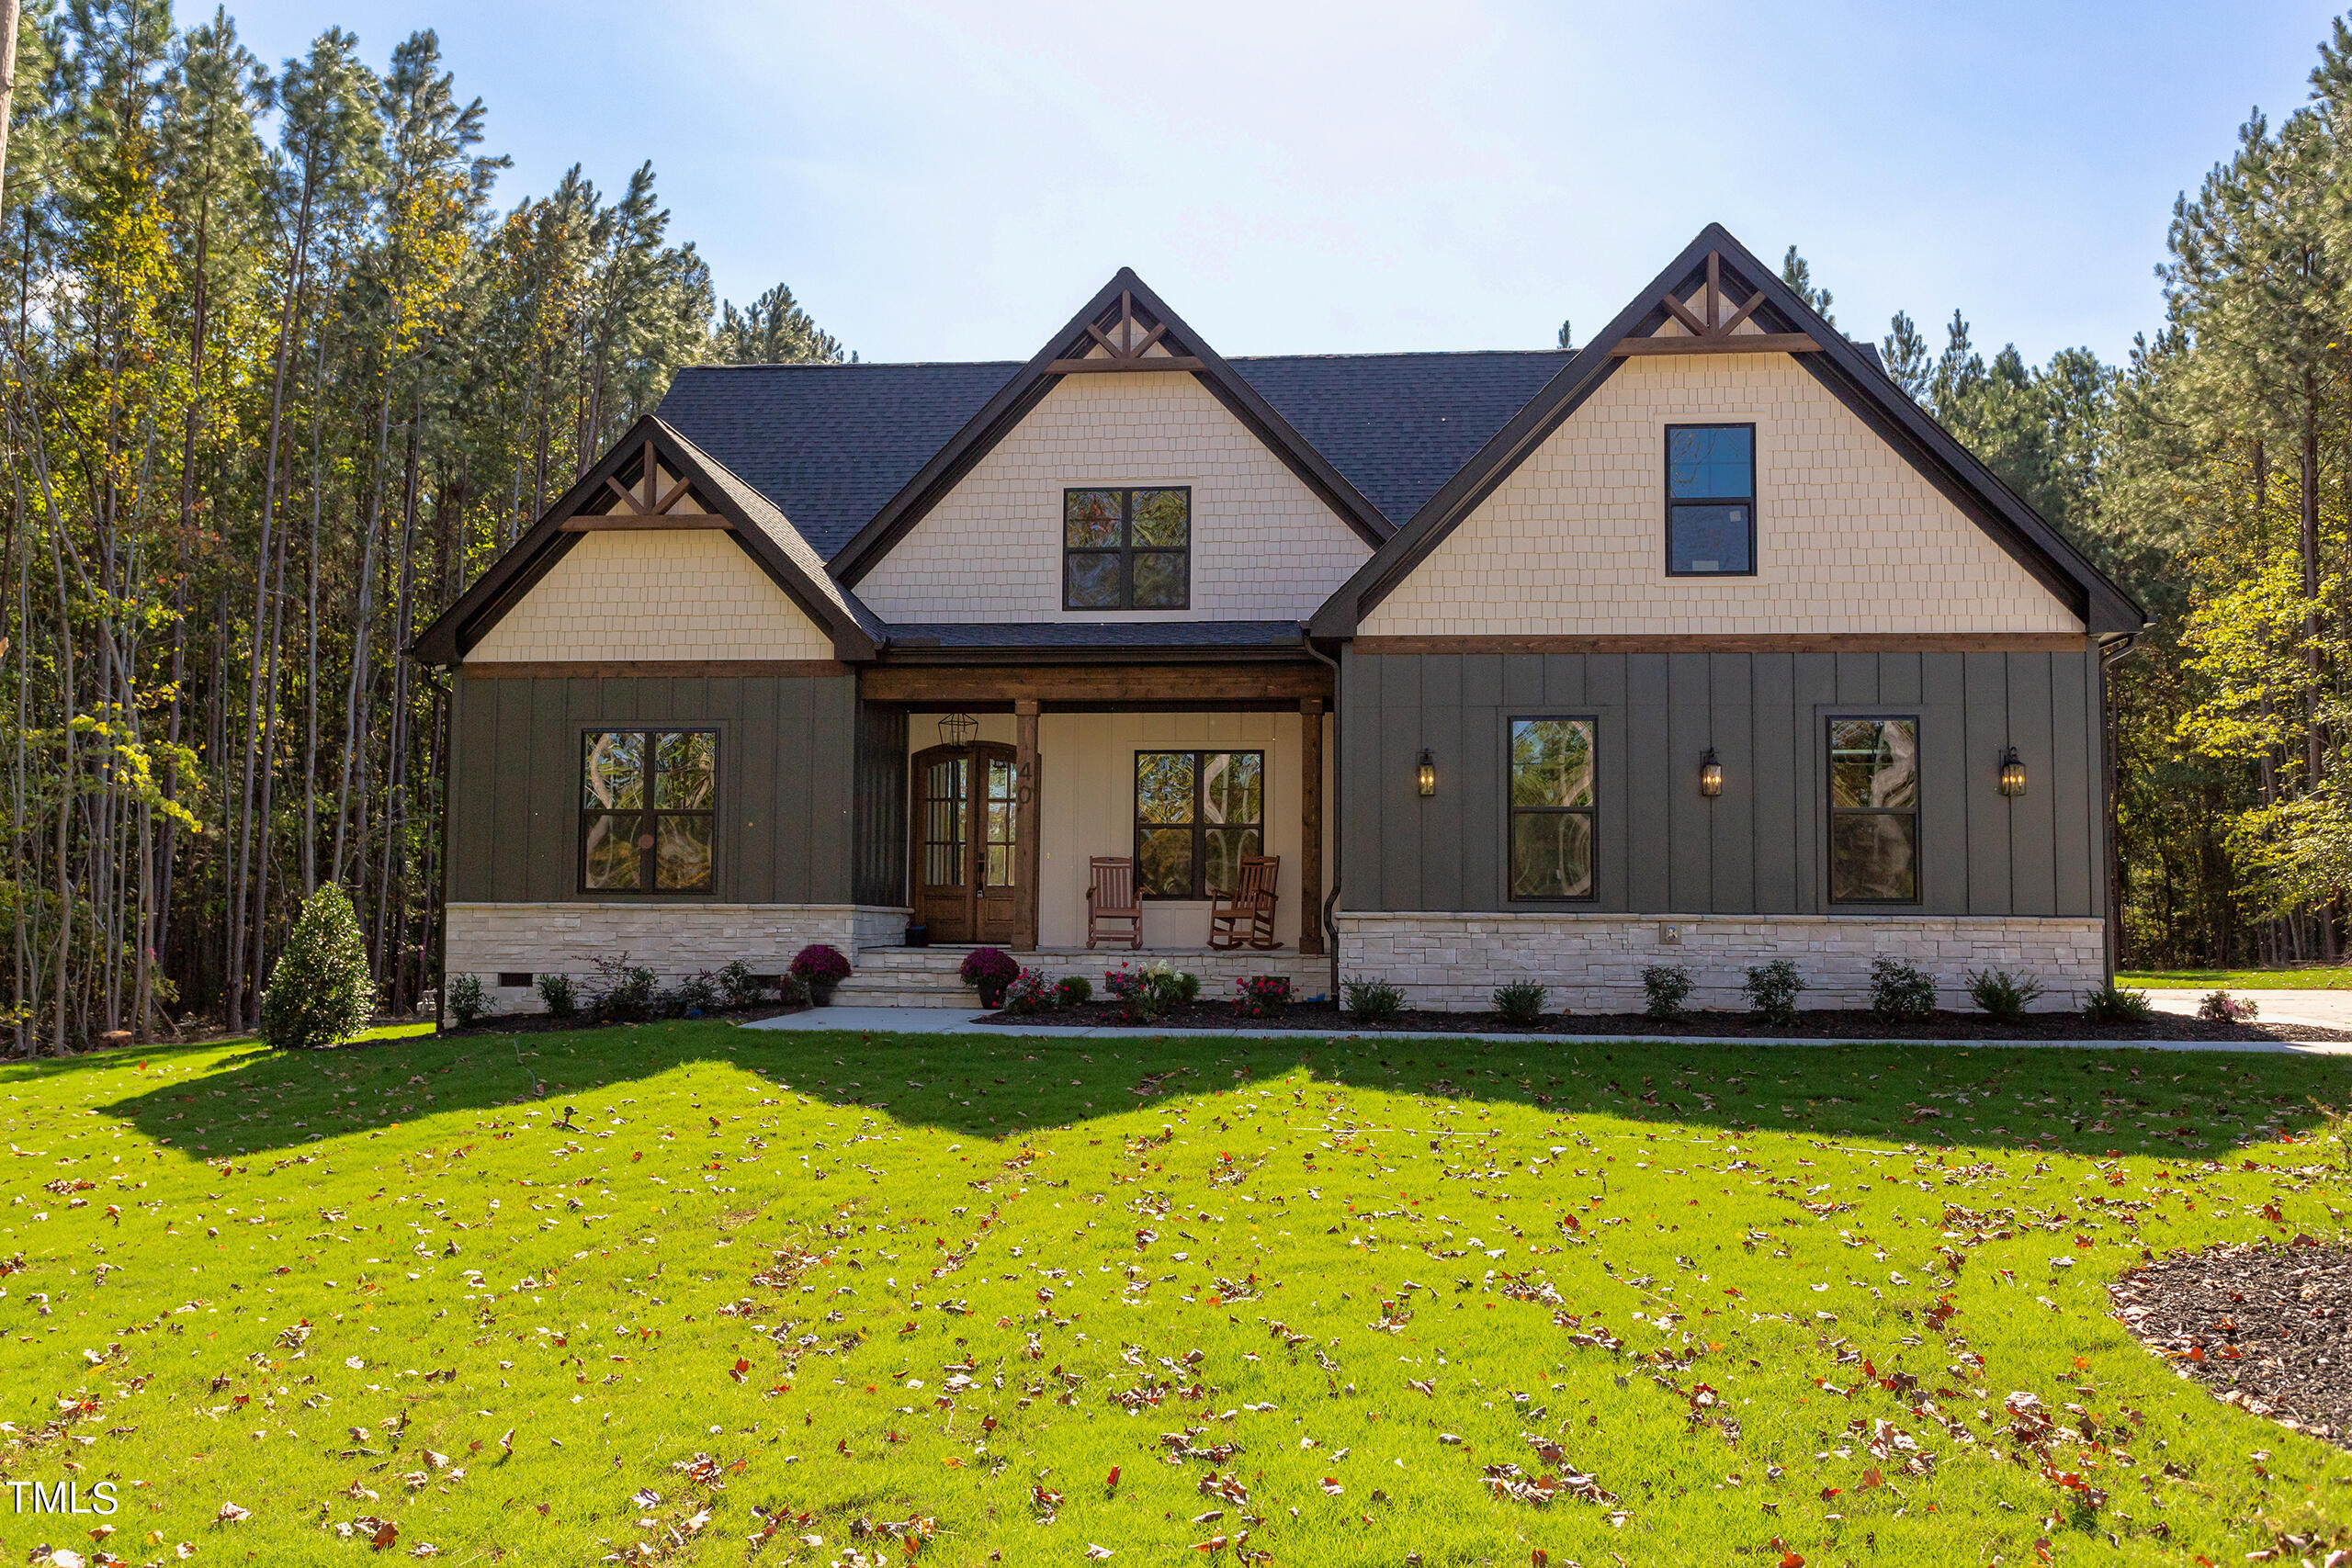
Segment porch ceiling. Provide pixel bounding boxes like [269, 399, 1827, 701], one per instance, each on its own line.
[857, 659, 1331, 710]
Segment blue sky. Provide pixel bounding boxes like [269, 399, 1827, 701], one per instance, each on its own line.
[208, 1, 2343, 367]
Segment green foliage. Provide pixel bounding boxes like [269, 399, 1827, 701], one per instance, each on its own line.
[1104, 960, 1192, 1023]
[1966, 967, 2044, 1023]
[1491, 979, 1547, 1023]
[716, 960, 763, 1010]
[444, 972, 489, 1028]
[1743, 960, 1804, 1027]
[1055, 975, 1091, 1008]
[2081, 981, 2155, 1023]
[1342, 976, 1405, 1022]
[257, 885, 375, 1049]
[1640, 964, 1692, 1021]
[1868, 956, 1938, 1021]
[587, 955, 659, 1022]
[537, 972, 578, 1019]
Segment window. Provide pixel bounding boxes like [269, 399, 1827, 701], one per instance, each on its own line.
[581, 728, 717, 893]
[1828, 717, 1918, 903]
[1509, 718, 1596, 899]
[1134, 750, 1262, 897]
[1065, 488, 1190, 609]
[1666, 424, 1755, 575]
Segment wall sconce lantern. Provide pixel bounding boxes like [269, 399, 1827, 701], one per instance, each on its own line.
[1698, 747, 1724, 797]
[938, 712, 978, 749]
[1997, 745, 2028, 798]
[1417, 749, 1437, 797]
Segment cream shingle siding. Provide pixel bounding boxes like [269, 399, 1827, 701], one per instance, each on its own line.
[1361, 353, 2084, 637]
[855, 371, 1370, 622]
[467, 529, 835, 661]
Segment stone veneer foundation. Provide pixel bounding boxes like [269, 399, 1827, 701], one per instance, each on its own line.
[447, 902, 910, 1009]
[1333, 911, 2106, 1014]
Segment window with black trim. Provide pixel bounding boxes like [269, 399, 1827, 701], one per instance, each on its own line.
[1827, 716, 1918, 903]
[1134, 750, 1261, 897]
[1509, 717, 1596, 900]
[1065, 488, 1190, 609]
[1666, 424, 1755, 575]
[582, 729, 717, 893]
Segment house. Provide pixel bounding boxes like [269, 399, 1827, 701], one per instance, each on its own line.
[411, 225, 2145, 1014]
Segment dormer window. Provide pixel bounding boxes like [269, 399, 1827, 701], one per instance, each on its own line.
[1064, 487, 1191, 610]
[1666, 424, 1755, 575]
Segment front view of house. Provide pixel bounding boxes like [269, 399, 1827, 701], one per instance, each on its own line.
[412, 226, 2145, 1013]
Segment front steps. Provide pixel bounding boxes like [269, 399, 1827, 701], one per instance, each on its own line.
[828, 944, 1331, 1010]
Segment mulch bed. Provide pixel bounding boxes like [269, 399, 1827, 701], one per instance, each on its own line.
[2109, 1241, 2352, 1447]
[975, 1000, 2349, 1043]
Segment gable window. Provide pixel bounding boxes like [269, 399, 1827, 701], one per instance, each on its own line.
[1666, 424, 1755, 575]
[1828, 717, 1918, 903]
[582, 728, 717, 893]
[1135, 750, 1261, 897]
[1509, 717, 1596, 899]
[1065, 488, 1190, 610]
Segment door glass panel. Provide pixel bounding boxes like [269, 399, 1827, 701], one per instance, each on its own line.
[983, 758, 1016, 887]
[922, 758, 967, 886]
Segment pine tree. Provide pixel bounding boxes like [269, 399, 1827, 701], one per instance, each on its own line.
[1779, 244, 1833, 324]
[1880, 310, 1928, 398]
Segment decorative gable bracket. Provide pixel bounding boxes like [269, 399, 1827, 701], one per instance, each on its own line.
[559, 438, 729, 531]
[1611, 250, 1823, 358]
[1044, 288, 1207, 374]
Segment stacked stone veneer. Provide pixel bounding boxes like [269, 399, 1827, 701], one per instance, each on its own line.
[447, 902, 909, 1009]
[854, 370, 1371, 623]
[1359, 352, 2084, 637]
[1335, 912, 2105, 1014]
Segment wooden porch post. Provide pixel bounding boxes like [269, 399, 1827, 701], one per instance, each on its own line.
[1014, 698, 1041, 952]
[1299, 697, 1324, 956]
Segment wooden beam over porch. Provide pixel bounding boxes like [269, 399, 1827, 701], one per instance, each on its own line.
[858, 661, 1332, 707]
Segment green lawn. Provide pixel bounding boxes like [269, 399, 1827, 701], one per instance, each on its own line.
[2119, 967, 2352, 990]
[1, 1024, 2347, 1566]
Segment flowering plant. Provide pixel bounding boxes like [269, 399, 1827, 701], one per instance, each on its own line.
[789, 944, 852, 985]
[2196, 989, 2257, 1022]
[1234, 976, 1293, 1020]
[959, 947, 1020, 987]
[1001, 968, 1055, 1014]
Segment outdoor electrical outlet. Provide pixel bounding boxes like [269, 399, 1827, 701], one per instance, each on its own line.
[1659, 923, 1684, 945]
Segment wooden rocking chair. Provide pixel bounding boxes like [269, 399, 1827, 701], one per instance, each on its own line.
[1206, 854, 1282, 951]
[1086, 857, 1142, 949]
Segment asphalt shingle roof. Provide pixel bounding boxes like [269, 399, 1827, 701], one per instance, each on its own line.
[885, 620, 1304, 650]
[654, 350, 1571, 562]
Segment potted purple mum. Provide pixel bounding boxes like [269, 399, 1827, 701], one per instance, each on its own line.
[790, 943, 853, 1006]
[959, 947, 1020, 1010]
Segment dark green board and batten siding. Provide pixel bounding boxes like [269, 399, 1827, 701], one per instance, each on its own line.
[1338, 648, 2107, 919]
[447, 673, 872, 906]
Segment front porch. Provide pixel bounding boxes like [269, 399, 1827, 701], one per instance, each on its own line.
[862, 649, 1334, 959]
[833, 943, 1331, 1009]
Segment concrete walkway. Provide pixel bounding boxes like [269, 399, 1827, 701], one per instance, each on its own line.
[2142, 988, 2352, 1032]
[741, 1003, 2352, 1055]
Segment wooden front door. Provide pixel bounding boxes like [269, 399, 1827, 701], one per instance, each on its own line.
[911, 743, 1021, 944]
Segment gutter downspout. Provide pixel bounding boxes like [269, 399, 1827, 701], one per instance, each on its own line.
[1304, 636, 1342, 1004]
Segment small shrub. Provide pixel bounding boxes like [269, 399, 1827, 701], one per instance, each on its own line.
[445, 972, 491, 1030]
[1105, 960, 1191, 1023]
[1640, 964, 1692, 1021]
[1493, 979, 1548, 1024]
[587, 954, 660, 1022]
[1965, 967, 2043, 1023]
[1235, 976, 1294, 1020]
[673, 970, 721, 1017]
[774, 973, 811, 1008]
[959, 948, 1020, 987]
[716, 959, 765, 1010]
[1001, 968, 1055, 1015]
[1055, 975, 1092, 1008]
[1744, 960, 1804, 1027]
[1868, 956, 1938, 1021]
[1343, 977, 1405, 1023]
[258, 884, 376, 1049]
[790, 944, 852, 987]
[537, 972, 578, 1018]
[2081, 981, 2154, 1024]
[2197, 989, 2258, 1022]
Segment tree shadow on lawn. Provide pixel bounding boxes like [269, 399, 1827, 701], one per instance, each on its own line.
[74, 1019, 2352, 1167]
